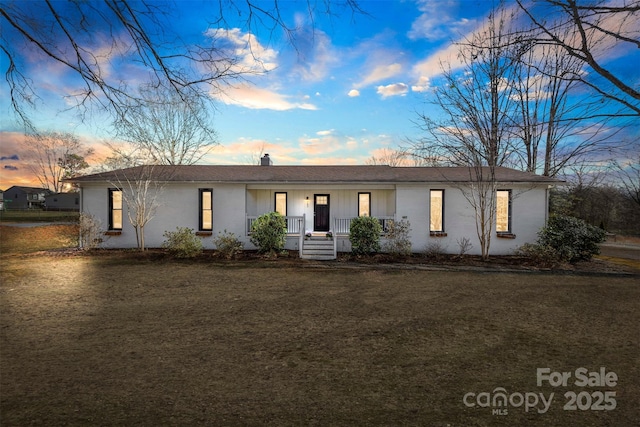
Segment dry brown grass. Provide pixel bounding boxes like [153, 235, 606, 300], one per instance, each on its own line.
[0, 224, 79, 255]
[1, 252, 639, 426]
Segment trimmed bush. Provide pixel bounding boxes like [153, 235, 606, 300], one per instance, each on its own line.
[250, 212, 287, 254]
[213, 229, 244, 259]
[350, 216, 382, 255]
[162, 227, 203, 258]
[537, 215, 606, 263]
[383, 219, 412, 256]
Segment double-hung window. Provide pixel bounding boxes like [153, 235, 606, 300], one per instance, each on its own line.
[109, 188, 123, 230]
[275, 192, 287, 216]
[496, 190, 512, 234]
[200, 189, 213, 231]
[430, 189, 444, 234]
[358, 192, 371, 217]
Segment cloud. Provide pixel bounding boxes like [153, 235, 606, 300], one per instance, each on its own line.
[411, 4, 515, 81]
[204, 28, 278, 74]
[316, 130, 334, 136]
[204, 138, 298, 165]
[347, 89, 360, 97]
[299, 156, 360, 165]
[287, 22, 337, 82]
[299, 134, 342, 155]
[213, 84, 317, 110]
[4, 165, 18, 171]
[412, 41, 462, 81]
[0, 154, 19, 161]
[408, 0, 479, 41]
[411, 76, 431, 93]
[357, 63, 403, 88]
[377, 83, 409, 98]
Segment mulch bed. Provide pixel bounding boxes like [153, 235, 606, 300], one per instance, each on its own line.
[15, 247, 638, 276]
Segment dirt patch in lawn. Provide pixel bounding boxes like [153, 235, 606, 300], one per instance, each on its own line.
[1, 255, 639, 426]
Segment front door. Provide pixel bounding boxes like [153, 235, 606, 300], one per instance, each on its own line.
[314, 194, 330, 232]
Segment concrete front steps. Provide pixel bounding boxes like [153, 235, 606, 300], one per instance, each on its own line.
[301, 237, 336, 260]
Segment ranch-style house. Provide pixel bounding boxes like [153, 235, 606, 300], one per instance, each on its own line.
[70, 155, 559, 259]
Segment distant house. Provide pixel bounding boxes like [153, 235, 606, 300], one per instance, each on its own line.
[2, 186, 53, 210]
[70, 155, 559, 259]
[0, 190, 4, 210]
[44, 192, 80, 211]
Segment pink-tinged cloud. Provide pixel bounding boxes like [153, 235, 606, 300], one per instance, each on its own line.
[377, 83, 409, 98]
[0, 131, 114, 188]
[299, 156, 360, 165]
[299, 134, 342, 155]
[214, 84, 317, 110]
[347, 89, 360, 97]
[204, 138, 298, 165]
[411, 76, 431, 93]
[0, 132, 34, 188]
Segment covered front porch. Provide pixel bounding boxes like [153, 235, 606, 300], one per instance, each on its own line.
[244, 186, 397, 259]
[245, 214, 396, 260]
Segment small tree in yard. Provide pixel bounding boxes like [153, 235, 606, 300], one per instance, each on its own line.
[350, 216, 382, 255]
[250, 212, 287, 254]
[110, 165, 165, 251]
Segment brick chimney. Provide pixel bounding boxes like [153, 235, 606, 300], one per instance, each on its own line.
[260, 153, 273, 166]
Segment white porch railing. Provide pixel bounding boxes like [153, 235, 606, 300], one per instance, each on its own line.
[246, 214, 305, 235]
[333, 216, 395, 235]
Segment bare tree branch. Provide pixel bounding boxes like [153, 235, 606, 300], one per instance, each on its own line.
[1, 0, 364, 127]
[516, 0, 640, 114]
[24, 131, 94, 193]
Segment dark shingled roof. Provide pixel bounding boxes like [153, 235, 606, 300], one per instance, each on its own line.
[70, 165, 560, 184]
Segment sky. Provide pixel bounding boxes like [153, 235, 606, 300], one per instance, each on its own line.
[1, 0, 639, 189]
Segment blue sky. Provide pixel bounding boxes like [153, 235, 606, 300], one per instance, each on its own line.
[1, 0, 638, 187]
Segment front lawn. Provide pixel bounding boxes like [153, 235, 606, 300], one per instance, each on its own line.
[0, 209, 79, 223]
[1, 254, 638, 426]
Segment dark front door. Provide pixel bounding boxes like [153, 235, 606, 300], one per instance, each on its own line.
[314, 194, 330, 232]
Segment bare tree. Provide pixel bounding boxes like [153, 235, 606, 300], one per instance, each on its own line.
[410, 6, 523, 259]
[1, 1, 364, 129]
[517, 0, 640, 115]
[25, 131, 93, 192]
[243, 141, 267, 165]
[114, 85, 217, 165]
[365, 148, 408, 166]
[99, 142, 153, 172]
[108, 165, 168, 251]
[509, 37, 621, 177]
[615, 152, 640, 207]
